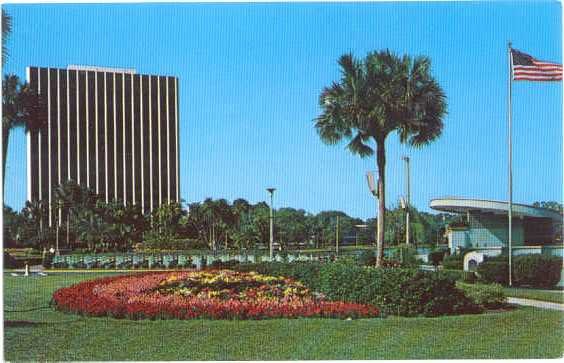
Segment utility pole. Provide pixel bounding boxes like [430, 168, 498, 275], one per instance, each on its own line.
[402, 156, 411, 245]
[267, 188, 276, 260]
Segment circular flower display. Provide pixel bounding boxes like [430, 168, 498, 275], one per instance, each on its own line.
[52, 270, 379, 320]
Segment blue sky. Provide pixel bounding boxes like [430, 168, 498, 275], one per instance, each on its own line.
[3, 2, 562, 220]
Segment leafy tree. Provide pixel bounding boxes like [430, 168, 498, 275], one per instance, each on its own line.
[315, 50, 446, 266]
[144, 202, 186, 249]
[3, 205, 24, 247]
[532, 201, 563, 214]
[2, 9, 11, 65]
[20, 199, 50, 249]
[2, 75, 45, 194]
[275, 208, 311, 248]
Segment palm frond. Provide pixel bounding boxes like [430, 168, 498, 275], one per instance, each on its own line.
[347, 131, 373, 157]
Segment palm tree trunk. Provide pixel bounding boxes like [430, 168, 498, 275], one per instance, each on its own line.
[375, 139, 386, 267]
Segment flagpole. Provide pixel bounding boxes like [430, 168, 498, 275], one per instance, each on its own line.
[507, 41, 513, 287]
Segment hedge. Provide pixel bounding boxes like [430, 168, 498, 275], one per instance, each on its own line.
[442, 254, 464, 270]
[235, 262, 481, 317]
[477, 254, 563, 288]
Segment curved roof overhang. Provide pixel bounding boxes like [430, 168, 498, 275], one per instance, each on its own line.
[430, 197, 562, 222]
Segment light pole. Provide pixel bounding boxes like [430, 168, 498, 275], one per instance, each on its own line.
[266, 188, 276, 260]
[402, 156, 411, 245]
[366, 171, 379, 247]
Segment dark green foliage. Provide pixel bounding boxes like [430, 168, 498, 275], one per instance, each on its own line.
[315, 263, 481, 316]
[356, 250, 376, 266]
[237, 262, 481, 317]
[478, 254, 562, 288]
[428, 250, 445, 266]
[458, 283, 506, 309]
[4, 252, 19, 268]
[441, 269, 477, 283]
[513, 255, 562, 288]
[210, 259, 240, 269]
[477, 261, 509, 285]
[442, 254, 464, 270]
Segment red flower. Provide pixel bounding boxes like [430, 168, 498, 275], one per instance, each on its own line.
[52, 270, 379, 320]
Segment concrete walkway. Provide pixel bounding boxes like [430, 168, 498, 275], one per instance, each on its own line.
[507, 297, 564, 311]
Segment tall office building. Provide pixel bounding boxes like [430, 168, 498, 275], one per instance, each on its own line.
[26, 65, 180, 226]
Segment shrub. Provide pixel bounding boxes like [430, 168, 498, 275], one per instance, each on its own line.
[428, 251, 446, 266]
[243, 261, 482, 317]
[478, 254, 562, 288]
[318, 263, 481, 317]
[42, 253, 54, 268]
[356, 250, 376, 266]
[442, 254, 464, 270]
[441, 269, 477, 283]
[4, 252, 20, 269]
[458, 283, 506, 309]
[391, 246, 420, 267]
[477, 261, 508, 285]
[513, 254, 562, 288]
[210, 259, 240, 269]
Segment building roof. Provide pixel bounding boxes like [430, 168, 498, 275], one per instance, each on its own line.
[430, 196, 562, 221]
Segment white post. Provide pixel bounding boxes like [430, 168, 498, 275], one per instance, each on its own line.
[507, 42, 513, 287]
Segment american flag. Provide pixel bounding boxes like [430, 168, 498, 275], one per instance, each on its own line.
[511, 48, 562, 81]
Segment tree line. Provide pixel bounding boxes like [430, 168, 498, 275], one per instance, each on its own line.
[3, 180, 458, 252]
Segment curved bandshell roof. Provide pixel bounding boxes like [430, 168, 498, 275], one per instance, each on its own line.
[430, 197, 562, 221]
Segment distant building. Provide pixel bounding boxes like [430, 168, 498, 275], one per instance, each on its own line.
[26, 65, 180, 226]
[430, 197, 562, 254]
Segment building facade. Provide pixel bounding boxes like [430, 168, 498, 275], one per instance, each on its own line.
[429, 197, 561, 252]
[26, 65, 180, 225]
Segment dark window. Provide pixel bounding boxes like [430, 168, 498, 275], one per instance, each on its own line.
[141, 75, 151, 214]
[150, 75, 160, 211]
[95, 72, 105, 199]
[159, 76, 168, 205]
[86, 71, 97, 194]
[132, 74, 142, 206]
[168, 76, 178, 203]
[59, 70, 68, 185]
[106, 72, 115, 202]
[77, 71, 87, 187]
[114, 73, 124, 204]
[123, 73, 132, 205]
[67, 70, 78, 183]
[29, 67, 39, 201]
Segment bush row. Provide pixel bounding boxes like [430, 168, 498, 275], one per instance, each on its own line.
[477, 254, 562, 288]
[235, 262, 483, 317]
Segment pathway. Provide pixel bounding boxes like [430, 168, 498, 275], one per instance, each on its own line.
[507, 297, 564, 311]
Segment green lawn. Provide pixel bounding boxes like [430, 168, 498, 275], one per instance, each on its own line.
[4, 272, 563, 360]
[503, 287, 564, 304]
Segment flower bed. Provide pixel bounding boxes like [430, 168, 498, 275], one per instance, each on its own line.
[52, 270, 380, 320]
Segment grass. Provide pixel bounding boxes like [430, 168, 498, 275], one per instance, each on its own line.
[503, 287, 564, 304]
[4, 271, 564, 360]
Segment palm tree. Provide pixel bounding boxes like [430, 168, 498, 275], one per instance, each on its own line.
[315, 50, 446, 266]
[2, 74, 45, 195]
[2, 9, 12, 66]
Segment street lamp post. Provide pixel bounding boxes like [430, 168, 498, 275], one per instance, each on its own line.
[266, 188, 276, 260]
[402, 156, 411, 245]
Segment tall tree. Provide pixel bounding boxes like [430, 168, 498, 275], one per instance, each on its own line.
[315, 50, 446, 266]
[2, 9, 12, 66]
[2, 74, 45, 195]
